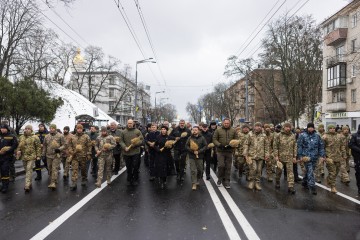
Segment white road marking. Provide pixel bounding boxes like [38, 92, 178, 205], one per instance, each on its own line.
[298, 176, 360, 205]
[203, 175, 242, 240]
[210, 170, 261, 240]
[30, 167, 127, 240]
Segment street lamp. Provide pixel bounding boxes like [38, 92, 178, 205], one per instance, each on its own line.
[154, 91, 165, 123]
[134, 58, 156, 119]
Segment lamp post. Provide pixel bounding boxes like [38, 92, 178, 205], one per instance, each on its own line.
[134, 58, 156, 120]
[154, 91, 165, 123]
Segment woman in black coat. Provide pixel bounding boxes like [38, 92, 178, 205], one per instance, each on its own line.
[154, 125, 174, 189]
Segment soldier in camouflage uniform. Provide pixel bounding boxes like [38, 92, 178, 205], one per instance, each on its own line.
[264, 124, 275, 182]
[340, 126, 351, 184]
[315, 123, 326, 182]
[62, 126, 73, 180]
[273, 122, 297, 194]
[234, 124, 250, 181]
[42, 124, 65, 190]
[16, 125, 41, 192]
[322, 124, 347, 193]
[95, 126, 116, 187]
[67, 124, 92, 190]
[243, 122, 270, 191]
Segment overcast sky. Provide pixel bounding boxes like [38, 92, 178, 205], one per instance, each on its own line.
[40, 0, 350, 120]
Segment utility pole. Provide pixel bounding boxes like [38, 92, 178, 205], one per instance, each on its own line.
[245, 70, 249, 123]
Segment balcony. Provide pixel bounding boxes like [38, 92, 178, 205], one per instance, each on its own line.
[324, 28, 348, 46]
[326, 102, 346, 112]
[326, 54, 346, 68]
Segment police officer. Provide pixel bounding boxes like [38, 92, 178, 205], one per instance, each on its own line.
[348, 124, 360, 196]
[0, 124, 18, 193]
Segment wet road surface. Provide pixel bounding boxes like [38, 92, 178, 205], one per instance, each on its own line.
[1, 159, 360, 240]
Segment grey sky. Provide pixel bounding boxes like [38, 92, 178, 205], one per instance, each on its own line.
[40, 0, 349, 120]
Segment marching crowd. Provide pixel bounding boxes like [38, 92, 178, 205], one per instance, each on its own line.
[0, 118, 360, 197]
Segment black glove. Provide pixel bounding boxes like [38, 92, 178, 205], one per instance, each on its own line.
[54, 148, 61, 154]
[224, 145, 231, 150]
[217, 144, 225, 150]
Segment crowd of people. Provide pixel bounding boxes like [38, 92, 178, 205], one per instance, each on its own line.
[0, 118, 359, 197]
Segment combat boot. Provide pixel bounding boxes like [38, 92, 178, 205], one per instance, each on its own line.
[331, 186, 337, 193]
[70, 182, 77, 191]
[288, 187, 296, 194]
[81, 180, 87, 187]
[48, 182, 56, 190]
[24, 186, 31, 193]
[275, 180, 280, 189]
[255, 182, 262, 191]
[192, 183, 197, 191]
[248, 181, 255, 190]
[1, 181, 9, 193]
[95, 181, 101, 188]
[310, 187, 317, 195]
[35, 170, 42, 181]
[107, 178, 111, 185]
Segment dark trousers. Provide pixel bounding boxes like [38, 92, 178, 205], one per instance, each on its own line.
[124, 154, 140, 182]
[204, 150, 212, 176]
[144, 150, 150, 167]
[0, 159, 10, 187]
[9, 156, 15, 178]
[92, 157, 98, 175]
[174, 150, 186, 177]
[212, 150, 218, 172]
[354, 157, 360, 191]
[113, 154, 121, 172]
[149, 150, 156, 177]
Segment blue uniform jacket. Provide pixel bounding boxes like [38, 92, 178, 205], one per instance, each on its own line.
[297, 130, 325, 161]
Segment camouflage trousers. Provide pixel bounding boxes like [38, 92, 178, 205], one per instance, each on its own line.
[315, 160, 325, 181]
[190, 158, 203, 184]
[265, 156, 275, 180]
[326, 161, 341, 188]
[97, 154, 114, 184]
[236, 155, 247, 178]
[249, 159, 264, 183]
[47, 156, 61, 185]
[62, 157, 71, 177]
[276, 161, 294, 187]
[22, 160, 34, 188]
[340, 158, 350, 183]
[71, 156, 88, 183]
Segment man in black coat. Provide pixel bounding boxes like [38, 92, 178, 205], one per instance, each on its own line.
[170, 119, 191, 182]
[349, 124, 360, 195]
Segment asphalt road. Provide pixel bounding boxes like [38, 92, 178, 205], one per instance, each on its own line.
[1, 159, 360, 240]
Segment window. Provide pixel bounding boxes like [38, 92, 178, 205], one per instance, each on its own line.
[109, 88, 115, 98]
[352, 14, 358, 28]
[351, 39, 357, 53]
[333, 91, 345, 102]
[109, 101, 115, 111]
[352, 65, 356, 77]
[327, 64, 346, 88]
[336, 45, 345, 58]
[351, 89, 357, 103]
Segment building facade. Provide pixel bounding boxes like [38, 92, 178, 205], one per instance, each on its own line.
[321, 0, 360, 131]
[70, 50, 151, 125]
[225, 69, 287, 126]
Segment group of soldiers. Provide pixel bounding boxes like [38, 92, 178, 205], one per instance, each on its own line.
[0, 118, 359, 196]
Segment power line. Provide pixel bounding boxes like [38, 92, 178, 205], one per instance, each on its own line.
[236, 0, 287, 58]
[234, 0, 282, 56]
[133, 0, 168, 88]
[40, 0, 90, 46]
[112, 0, 147, 58]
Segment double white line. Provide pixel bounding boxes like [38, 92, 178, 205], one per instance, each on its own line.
[203, 169, 260, 240]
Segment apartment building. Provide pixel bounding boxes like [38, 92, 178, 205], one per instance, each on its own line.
[321, 0, 360, 131]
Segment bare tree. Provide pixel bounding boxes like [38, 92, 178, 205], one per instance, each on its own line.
[186, 102, 200, 123]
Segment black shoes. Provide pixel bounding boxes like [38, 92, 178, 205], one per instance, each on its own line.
[310, 187, 317, 195]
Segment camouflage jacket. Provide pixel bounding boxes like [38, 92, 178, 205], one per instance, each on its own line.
[17, 134, 41, 161]
[273, 130, 297, 162]
[264, 131, 275, 156]
[235, 131, 250, 157]
[243, 131, 270, 160]
[342, 133, 351, 158]
[62, 133, 73, 157]
[42, 132, 65, 159]
[322, 132, 346, 162]
[95, 134, 116, 157]
[68, 133, 92, 157]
